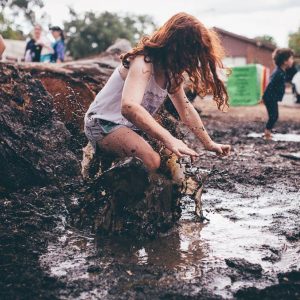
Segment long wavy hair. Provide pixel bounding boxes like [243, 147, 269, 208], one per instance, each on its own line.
[121, 12, 229, 110]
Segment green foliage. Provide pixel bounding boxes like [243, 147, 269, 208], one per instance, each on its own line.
[0, 0, 44, 25]
[0, 12, 24, 39]
[289, 27, 300, 56]
[0, 0, 43, 9]
[64, 10, 156, 59]
[255, 35, 277, 47]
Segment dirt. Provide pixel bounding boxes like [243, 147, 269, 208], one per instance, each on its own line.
[1, 62, 300, 299]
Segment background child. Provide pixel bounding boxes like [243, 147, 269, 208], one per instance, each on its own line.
[84, 12, 231, 173]
[263, 48, 294, 139]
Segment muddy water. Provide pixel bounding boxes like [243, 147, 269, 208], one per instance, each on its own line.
[248, 132, 300, 142]
[40, 183, 300, 299]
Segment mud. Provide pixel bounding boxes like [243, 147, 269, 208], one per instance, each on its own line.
[1, 60, 300, 299]
[41, 117, 299, 299]
[0, 63, 81, 191]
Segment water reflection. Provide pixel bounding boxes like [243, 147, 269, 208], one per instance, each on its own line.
[248, 132, 300, 142]
[40, 185, 300, 298]
[96, 220, 206, 271]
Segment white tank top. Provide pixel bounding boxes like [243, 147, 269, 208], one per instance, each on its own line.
[85, 65, 168, 128]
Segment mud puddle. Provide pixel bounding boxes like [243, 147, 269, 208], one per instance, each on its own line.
[248, 132, 300, 142]
[39, 184, 300, 299]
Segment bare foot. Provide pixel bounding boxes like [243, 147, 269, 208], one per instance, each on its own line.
[264, 129, 272, 140]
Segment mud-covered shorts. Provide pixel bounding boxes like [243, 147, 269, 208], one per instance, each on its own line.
[84, 113, 126, 153]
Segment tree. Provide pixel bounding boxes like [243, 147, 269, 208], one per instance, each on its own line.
[64, 10, 157, 59]
[0, 11, 24, 39]
[289, 27, 300, 56]
[0, 0, 44, 25]
[255, 35, 277, 47]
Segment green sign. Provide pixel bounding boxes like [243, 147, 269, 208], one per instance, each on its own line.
[227, 64, 263, 106]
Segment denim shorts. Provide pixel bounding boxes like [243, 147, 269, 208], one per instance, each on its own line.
[84, 114, 125, 153]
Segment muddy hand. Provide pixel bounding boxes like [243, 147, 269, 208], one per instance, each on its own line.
[205, 141, 231, 157]
[164, 136, 199, 160]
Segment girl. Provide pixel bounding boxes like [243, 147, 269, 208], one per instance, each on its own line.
[84, 12, 231, 173]
[50, 26, 65, 63]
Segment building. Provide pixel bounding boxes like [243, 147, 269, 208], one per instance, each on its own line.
[214, 27, 276, 71]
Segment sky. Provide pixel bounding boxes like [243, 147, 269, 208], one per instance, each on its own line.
[41, 0, 300, 46]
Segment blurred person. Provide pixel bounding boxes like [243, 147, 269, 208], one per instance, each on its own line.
[292, 70, 300, 104]
[285, 62, 297, 84]
[24, 24, 43, 62]
[50, 26, 65, 63]
[285, 62, 298, 100]
[39, 35, 54, 62]
[262, 48, 294, 139]
[84, 12, 231, 174]
[0, 34, 5, 57]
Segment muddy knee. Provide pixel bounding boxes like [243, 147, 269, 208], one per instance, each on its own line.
[143, 151, 161, 172]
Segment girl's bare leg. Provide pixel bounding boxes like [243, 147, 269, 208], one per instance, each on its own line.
[99, 127, 161, 172]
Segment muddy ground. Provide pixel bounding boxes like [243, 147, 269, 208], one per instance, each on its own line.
[1, 90, 300, 299]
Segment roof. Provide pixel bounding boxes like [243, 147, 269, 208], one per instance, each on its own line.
[213, 27, 276, 51]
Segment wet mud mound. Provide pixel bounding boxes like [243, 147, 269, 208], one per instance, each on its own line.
[0, 63, 81, 191]
[95, 158, 181, 237]
[0, 62, 84, 299]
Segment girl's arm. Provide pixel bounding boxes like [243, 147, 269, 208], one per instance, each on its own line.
[0, 35, 6, 56]
[169, 85, 231, 156]
[121, 57, 198, 158]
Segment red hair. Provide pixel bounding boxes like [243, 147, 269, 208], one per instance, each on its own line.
[121, 12, 229, 110]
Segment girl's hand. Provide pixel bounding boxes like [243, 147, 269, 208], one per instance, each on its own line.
[205, 141, 231, 156]
[164, 136, 199, 159]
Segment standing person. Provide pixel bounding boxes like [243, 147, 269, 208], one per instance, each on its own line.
[292, 70, 300, 104]
[84, 12, 231, 174]
[24, 24, 43, 62]
[50, 26, 65, 63]
[0, 34, 5, 58]
[262, 48, 294, 139]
